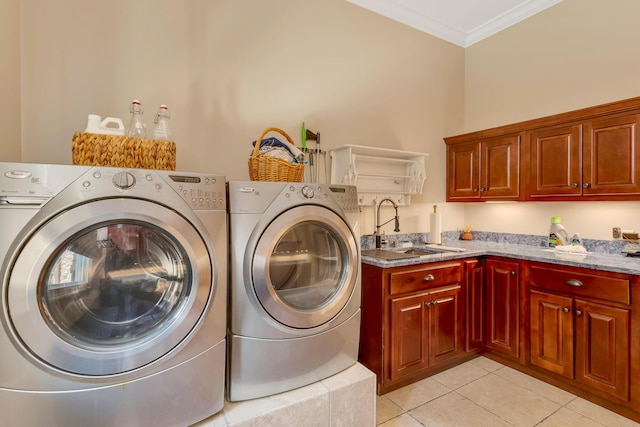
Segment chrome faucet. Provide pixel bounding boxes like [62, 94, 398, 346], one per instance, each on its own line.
[375, 198, 400, 248]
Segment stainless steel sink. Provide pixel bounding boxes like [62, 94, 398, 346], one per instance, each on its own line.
[400, 248, 442, 256]
[361, 245, 467, 261]
[361, 249, 421, 261]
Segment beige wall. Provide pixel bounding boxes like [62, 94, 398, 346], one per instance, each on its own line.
[16, 0, 637, 240]
[1, 0, 21, 161]
[463, 0, 640, 240]
[8, 0, 465, 236]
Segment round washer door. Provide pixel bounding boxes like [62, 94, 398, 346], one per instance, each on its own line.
[252, 205, 358, 329]
[7, 198, 213, 376]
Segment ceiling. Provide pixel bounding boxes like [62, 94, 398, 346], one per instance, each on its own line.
[346, 0, 563, 47]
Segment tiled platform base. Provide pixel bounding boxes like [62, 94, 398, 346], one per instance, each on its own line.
[194, 363, 376, 427]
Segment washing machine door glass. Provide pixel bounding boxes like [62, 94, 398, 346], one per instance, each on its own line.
[7, 198, 213, 376]
[41, 222, 189, 346]
[252, 205, 357, 328]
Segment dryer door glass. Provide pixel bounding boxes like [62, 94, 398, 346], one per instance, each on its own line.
[253, 205, 358, 329]
[270, 221, 343, 310]
[41, 221, 190, 346]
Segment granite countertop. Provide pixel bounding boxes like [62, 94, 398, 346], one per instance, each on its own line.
[361, 237, 640, 276]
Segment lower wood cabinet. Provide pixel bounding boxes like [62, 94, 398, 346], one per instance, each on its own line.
[485, 258, 522, 361]
[360, 260, 469, 394]
[360, 255, 640, 421]
[464, 259, 485, 352]
[529, 264, 632, 402]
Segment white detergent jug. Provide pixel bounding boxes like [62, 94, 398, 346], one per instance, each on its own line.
[85, 114, 125, 135]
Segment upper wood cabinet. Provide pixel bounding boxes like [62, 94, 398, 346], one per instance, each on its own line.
[445, 96, 640, 202]
[528, 113, 640, 200]
[446, 133, 521, 201]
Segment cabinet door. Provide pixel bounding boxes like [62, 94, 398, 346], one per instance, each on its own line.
[528, 124, 582, 198]
[481, 134, 521, 199]
[429, 285, 464, 366]
[574, 299, 630, 401]
[583, 114, 640, 196]
[530, 290, 574, 378]
[389, 293, 429, 381]
[485, 259, 520, 358]
[464, 259, 484, 351]
[447, 142, 481, 200]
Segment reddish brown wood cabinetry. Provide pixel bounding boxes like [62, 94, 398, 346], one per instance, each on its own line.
[528, 113, 640, 200]
[464, 259, 484, 352]
[485, 258, 522, 360]
[445, 96, 640, 202]
[360, 260, 469, 394]
[528, 123, 582, 198]
[446, 134, 521, 201]
[529, 264, 632, 402]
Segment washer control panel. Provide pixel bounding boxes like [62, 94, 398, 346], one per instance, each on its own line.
[80, 168, 226, 210]
[164, 173, 226, 210]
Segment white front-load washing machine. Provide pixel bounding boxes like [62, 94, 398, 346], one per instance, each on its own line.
[226, 181, 361, 401]
[0, 162, 227, 427]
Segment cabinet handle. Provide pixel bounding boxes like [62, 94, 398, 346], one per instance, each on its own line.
[562, 307, 570, 313]
[480, 187, 486, 192]
[565, 279, 584, 287]
[575, 309, 583, 316]
[571, 182, 579, 189]
[473, 187, 479, 192]
[424, 274, 435, 282]
[583, 182, 591, 189]
[510, 271, 516, 276]
[425, 301, 431, 306]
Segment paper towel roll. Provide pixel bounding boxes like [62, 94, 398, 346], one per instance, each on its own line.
[429, 212, 442, 244]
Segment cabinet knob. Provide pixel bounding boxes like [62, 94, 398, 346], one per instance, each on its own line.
[565, 279, 583, 287]
[473, 187, 479, 192]
[562, 307, 570, 313]
[424, 274, 435, 282]
[583, 182, 591, 189]
[425, 301, 431, 306]
[575, 309, 583, 316]
[480, 187, 486, 192]
[571, 182, 579, 189]
[510, 271, 516, 276]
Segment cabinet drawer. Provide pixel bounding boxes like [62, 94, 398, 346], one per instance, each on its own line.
[530, 265, 630, 305]
[390, 262, 461, 295]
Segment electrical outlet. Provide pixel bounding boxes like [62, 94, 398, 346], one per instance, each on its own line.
[613, 227, 621, 239]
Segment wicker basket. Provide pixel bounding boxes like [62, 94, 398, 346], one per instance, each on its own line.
[248, 127, 304, 182]
[72, 132, 176, 170]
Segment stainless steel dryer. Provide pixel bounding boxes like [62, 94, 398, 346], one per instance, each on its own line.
[0, 162, 227, 427]
[227, 181, 360, 401]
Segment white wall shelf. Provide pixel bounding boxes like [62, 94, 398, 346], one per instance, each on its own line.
[329, 144, 428, 206]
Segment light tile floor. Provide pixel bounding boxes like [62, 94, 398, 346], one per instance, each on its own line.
[376, 356, 640, 427]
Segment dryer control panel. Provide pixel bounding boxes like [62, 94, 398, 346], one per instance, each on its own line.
[284, 183, 358, 213]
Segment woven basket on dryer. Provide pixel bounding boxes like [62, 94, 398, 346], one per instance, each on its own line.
[248, 127, 304, 182]
[72, 132, 176, 170]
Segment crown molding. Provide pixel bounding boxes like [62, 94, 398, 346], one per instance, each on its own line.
[346, 0, 563, 47]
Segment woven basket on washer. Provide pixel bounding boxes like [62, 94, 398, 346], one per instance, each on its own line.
[248, 127, 304, 182]
[72, 132, 176, 170]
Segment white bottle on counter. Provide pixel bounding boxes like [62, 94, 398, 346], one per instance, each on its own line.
[548, 216, 569, 247]
[570, 233, 583, 246]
